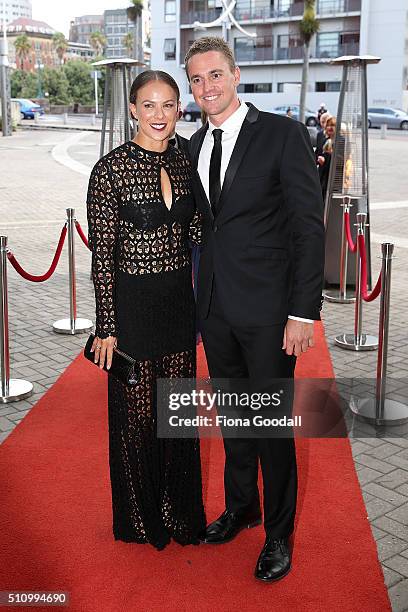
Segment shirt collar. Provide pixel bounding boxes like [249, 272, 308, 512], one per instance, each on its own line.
[208, 100, 249, 136]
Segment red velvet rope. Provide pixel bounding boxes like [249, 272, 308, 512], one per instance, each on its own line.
[344, 211, 357, 253]
[74, 220, 90, 250]
[358, 234, 382, 302]
[7, 225, 67, 283]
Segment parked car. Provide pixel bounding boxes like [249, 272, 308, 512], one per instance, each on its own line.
[182, 101, 201, 122]
[12, 98, 44, 120]
[367, 107, 408, 130]
[272, 105, 318, 126]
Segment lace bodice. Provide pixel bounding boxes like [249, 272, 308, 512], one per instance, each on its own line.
[87, 141, 202, 339]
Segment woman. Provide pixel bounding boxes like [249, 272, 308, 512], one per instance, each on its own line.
[86, 70, 206, 550]
[317, 115, 337, 203]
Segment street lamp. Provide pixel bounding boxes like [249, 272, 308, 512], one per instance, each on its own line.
[36, 58, 44, 99]
[0, 0, 12, 136]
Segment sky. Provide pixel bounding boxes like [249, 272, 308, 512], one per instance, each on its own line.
[32, 0, 129, 36]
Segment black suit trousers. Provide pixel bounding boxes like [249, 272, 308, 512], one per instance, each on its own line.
[199, 285, 297, 539]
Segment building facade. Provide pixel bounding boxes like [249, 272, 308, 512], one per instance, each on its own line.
[0, 0, 31, 25]
[151, 0, 408, 113]
[104, 9, 139, 59]
[5, 18, 96, 71]
[6, 18, 57, 71]
[69, 15, 104, 46]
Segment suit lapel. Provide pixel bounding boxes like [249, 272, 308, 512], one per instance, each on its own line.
[190, 123, 214, 219]
[217, 104, 259, 214]
[191, 123, 208, 169]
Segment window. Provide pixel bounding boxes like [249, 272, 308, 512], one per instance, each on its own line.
[237, 83, 272, 93]
[164, 38, 176, 61]
[165, 0, 176, 22]
[315, 81, 341, 92]
[277, 82, 300, 92]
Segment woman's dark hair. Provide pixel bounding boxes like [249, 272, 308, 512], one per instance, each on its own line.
[129, 70, 180, 104]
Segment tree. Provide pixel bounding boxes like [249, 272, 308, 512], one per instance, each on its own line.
[42, 66, 70, 104]
[89, 31, 106, 57]
[123, 32, 133, 56]
[52, 32, 68, 65]
[298, 0, 319, 124]
[63, 60, 94, 105]
[14, 34, 32, 70]
[10, 69, 37, 98]
[127, 0, 144, 62]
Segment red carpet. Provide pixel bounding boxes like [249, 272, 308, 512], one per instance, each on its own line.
[0, 322, 390, 611]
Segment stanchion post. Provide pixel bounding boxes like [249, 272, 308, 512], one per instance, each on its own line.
[68, 208, 76, 331]
[334, 212, 378, 350]
[376, 243, 393, 423]
[351, 242, 408, 426]
[324, 195, 356, 303]
[0, 236, 33, 403]
[53, 209, 93, 335]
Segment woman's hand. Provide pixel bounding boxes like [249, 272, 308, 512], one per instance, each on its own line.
[91, 335, 117, 370]
[317, 155, 325, 166]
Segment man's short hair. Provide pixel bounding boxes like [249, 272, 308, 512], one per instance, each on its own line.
[184, 36, 236, 79]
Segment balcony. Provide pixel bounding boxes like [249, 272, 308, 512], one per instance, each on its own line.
[182, 41, 359, 66]
[313, 41, 360, 59]
[180, 0, 361, 25]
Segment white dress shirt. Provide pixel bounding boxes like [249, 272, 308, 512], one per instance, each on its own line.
[197, 100, 313, 324]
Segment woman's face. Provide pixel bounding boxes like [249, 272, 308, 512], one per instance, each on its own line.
[130, 80, 179, 144]
[326, 122, 335, 138]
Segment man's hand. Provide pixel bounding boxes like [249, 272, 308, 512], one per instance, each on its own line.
[317, 155, 325, 166]
[282, 320, 314, 357]
[91, 335, 117, 370]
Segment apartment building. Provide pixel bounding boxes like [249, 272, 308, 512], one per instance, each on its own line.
[151, 0, 408, 113]
[0, 0, 31, 25]
[69, 15, 104, 47]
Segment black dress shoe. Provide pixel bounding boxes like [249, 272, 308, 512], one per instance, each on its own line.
[254, 537, 291, 582]
[199, 509, 262, 544]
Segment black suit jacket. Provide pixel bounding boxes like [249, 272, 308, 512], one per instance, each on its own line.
[189, 103, 325, 326]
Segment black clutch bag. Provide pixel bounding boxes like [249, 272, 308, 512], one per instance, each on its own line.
[84, 334, 140, 386]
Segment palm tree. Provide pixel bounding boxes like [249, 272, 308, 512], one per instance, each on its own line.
[123, 32, 134, 57]
[298, 0, 319, 124]
[89, 31, 106, 58]
[127, 0, 144, 62]
[52, 32, 68, 65]
[14, 33, 32, 70]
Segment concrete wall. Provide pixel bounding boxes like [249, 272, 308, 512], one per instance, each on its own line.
[361, 0, 408, 108]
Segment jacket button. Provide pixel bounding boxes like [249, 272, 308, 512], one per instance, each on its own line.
[213, 225, 218, 233]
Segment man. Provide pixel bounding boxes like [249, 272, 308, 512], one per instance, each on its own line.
[185, 37, 324, 582]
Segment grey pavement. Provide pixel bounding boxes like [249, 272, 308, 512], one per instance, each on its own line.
[1, 126, 408, 610]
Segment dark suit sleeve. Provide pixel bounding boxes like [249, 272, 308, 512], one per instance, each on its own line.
[279, 121, 325, 320]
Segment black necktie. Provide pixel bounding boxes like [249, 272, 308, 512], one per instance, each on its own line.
[209, 129, 223, 217]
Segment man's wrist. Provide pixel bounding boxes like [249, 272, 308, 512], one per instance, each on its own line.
[288, 315, 314, 324]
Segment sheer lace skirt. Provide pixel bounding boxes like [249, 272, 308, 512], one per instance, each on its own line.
[107, 349, 206, 550]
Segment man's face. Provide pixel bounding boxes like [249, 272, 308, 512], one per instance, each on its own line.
[188, 50, 240, 123]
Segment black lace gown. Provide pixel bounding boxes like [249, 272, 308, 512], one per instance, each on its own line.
[86, 141, 206, 550]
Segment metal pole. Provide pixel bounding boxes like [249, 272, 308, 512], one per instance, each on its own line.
[376, 243, 393, 423]
[0, 16, 12, 137]
[0, 235, 10, 396]
[355, 213, 365, 342]
[334, 212, 378, 350]
[100, 69, 109, 158]
[324, 196, 356, 303]
[0, 235, 33, 403]
[53, 209, 93, 335]
[109, 68, 115, 153]
[94, 70, 99, 116]
[351, 242, 408, 426]
[67, 209, 76, 332]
